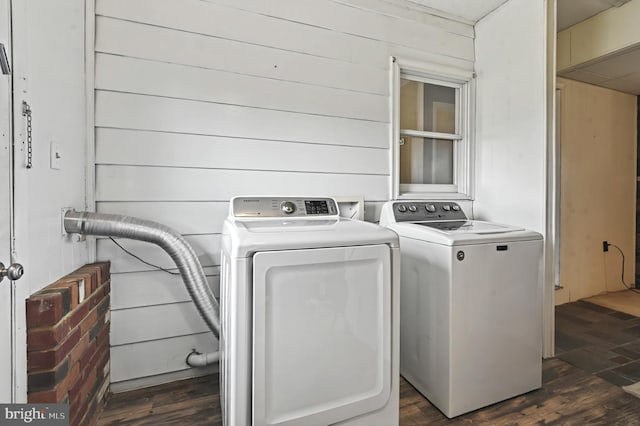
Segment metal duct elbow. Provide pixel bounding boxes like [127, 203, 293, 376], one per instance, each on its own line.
[186, 350, 220, 368]
[64, 211, 220, 338]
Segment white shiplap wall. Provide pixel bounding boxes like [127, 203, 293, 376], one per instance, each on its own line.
[474, 0, 546, 233]
[93, 0, 474, 389]
[474, 0, 549, 356]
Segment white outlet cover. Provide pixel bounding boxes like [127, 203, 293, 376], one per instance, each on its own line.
[50, 141, 62, 169]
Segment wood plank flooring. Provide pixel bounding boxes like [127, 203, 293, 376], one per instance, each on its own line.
[584, 289, 640, 318]
[98, 301, 640, 425]
[555, 300, 640, 387]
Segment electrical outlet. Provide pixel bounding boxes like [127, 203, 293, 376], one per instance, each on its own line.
[50, 141, 62, 169]
[602, 240, 609, 252]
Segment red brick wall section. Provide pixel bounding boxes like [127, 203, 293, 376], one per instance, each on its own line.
[26, 262, 111, 426]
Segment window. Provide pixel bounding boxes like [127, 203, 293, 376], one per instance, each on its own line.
[391, 58, 473, 199]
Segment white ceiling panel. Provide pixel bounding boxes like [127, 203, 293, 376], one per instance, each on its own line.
[557, 0, 631, 31]
[560, 69, 610, 85]
[559, 47, 640, 95]
[580, 48, 640, 79]
[599, 75, 640, 95]
[406, 0, 509, 23]
[556, 0, 639, 95]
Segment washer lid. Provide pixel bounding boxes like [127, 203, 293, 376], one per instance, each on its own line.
[414, 220, 522, 234]
[388, 220, 541, 245]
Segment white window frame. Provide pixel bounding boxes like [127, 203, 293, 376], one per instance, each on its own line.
[390, 57, 475, 200]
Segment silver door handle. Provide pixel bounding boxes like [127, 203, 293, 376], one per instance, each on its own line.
[0, 262, 24, 283]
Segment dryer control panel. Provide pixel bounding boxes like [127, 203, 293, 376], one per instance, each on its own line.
[231, 197, 339, 218]
[392, 201, 467, 222]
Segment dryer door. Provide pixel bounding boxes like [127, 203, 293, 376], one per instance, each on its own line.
[252, 244, 391, 426]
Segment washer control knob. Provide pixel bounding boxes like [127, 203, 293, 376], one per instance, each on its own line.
[280, 201, 296, 215]
[426, 204, 436, 213]
[408, 205, 417, 212]
[397, 204, 407, 213]
[442, 205, 451, 211]
[452, 205, 461, 211]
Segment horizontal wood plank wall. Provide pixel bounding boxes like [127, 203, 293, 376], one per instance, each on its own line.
[93, 0, 474, 388]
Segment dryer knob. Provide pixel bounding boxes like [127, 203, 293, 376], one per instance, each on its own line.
[280, 201, 296, 214]
[442, 205, 451, 211]
[426, 204, 436, 213]
[408, 205, 417, 212]
[452, 205, 461, 211]
[397, 205, 407, 213]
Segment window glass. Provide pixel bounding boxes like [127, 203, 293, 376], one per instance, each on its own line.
[399, 137, 453, 185]
[393, 61, 471, 198]
[400, 79, 456, 133]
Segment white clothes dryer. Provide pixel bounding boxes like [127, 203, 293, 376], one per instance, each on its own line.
[220, 197, 400, 426]
[380, 201, 543, 418]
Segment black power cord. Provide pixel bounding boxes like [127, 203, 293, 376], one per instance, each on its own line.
[109, 237, 216, 278]
[606, 242, 640, 295]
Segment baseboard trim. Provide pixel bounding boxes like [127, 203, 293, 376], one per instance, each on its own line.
[110, 364, 218, 394]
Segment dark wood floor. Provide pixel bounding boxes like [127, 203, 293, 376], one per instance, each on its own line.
[98, 301, 640, 426]
[555, 300, 640, 387]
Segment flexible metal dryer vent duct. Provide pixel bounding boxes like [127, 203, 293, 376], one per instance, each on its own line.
[64, 211, 220, 339]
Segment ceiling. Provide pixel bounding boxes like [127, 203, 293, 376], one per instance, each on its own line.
[405, 0, 509, 23]
[556, 0, 639, 95]
[557, 0, 629, 31]
[559, 48, 640, 95]
[402, 0, 639, 95]
[408, 0, 626, 29]
[406, 0, 628, 29]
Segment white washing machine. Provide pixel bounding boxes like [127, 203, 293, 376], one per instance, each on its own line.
[379, 201, 543, 418]
[220, 197, 400, 426]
